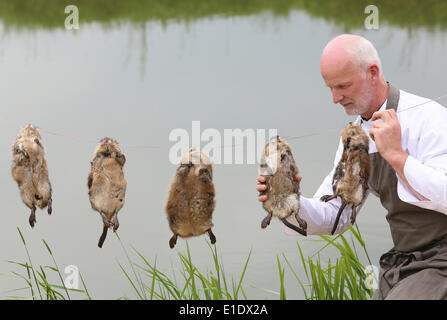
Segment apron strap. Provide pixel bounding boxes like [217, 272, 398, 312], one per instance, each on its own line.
[386, 83, 400, 111]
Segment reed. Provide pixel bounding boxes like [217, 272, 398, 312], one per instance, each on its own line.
[116, 235, 252, 300]
[280, 223, 374, 300]
[117, 224, 373, 300]
[3, 225, 374, 300]
[3, 227, 91, 300]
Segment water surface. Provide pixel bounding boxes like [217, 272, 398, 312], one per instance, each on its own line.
[0, 1, 446, 299]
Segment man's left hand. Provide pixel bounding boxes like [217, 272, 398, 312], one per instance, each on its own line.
[369, 109, 407, 166]
[369, 109, 429, 201]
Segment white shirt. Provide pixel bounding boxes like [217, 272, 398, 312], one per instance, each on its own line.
[284, 89, 447, 236]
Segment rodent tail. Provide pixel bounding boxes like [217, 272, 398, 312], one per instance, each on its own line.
[281, 218, 307, 236]
[331, 201, 347, 235]
[98, 225, 108, 248]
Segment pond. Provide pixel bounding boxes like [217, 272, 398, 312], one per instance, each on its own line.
[0, 0, 446, 299]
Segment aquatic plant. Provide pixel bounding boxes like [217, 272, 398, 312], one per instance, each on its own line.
[2, 227, 91, 300]
[3, 224, 373, 300]
[279, 224, 374, 300]
[116, 234, 251, 300]
[117, 224, 374, 300]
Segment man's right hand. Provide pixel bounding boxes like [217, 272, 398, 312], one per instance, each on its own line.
[256, 173, 302, 202]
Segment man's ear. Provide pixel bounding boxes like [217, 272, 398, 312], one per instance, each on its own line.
[368, 64, 380, 84]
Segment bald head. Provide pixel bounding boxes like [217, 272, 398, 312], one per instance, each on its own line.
[320, 34, 388, 118]
[321, 34, 382, 79]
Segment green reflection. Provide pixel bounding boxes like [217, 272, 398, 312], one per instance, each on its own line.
[0, 0, 446, 31]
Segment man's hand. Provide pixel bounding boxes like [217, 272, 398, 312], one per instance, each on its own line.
[369, 109, 428, 201]
[256, 173, 302, 202]
[369, 109, 407, 167]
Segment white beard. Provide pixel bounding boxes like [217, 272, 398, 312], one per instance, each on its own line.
[350, 81, 374, 115]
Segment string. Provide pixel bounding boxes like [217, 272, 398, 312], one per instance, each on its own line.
[397, 93, 447, 113]
[283, 129, 342, 142]
[1, 92, 446, 150]
[39, 129, 98, 144]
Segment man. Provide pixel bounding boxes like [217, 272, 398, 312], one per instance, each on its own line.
[257, 34, 447, 299]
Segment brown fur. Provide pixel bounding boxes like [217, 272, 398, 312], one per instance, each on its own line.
[11, 124, 52, 228]
[165, 148, 216, 249]
[320, 122, 370, 235]
[88, 138, 127, 248]
[259, 136, 307, 235]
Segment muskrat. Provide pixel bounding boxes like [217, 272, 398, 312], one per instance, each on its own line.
[320, 122, 370, 235]
[11, 124, 53, 228]
[258, 136, 307, 236]
[165, 148, 216, 249]
[87, 138, 127, 248]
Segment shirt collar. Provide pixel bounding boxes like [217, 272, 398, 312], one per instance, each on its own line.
[359, 99, 387, 125]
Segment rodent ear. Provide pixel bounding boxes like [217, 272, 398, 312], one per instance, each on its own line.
[344, 136, 351, 150]
[259, 163, 274, 176]
[114, 152, 126, 166]
[34, 138, 42, 147]
[177, 164, 191, 177]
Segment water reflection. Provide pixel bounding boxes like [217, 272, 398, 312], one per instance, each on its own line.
[1, 0, 447, 31]
[1, 0, 447, 78]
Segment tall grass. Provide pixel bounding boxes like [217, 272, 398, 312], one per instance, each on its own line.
[116, 234, 252, 300]
[279, 224, 375, 300]
[2, 227, 91, 300]
[3, 225, 374, 300]
[117, 224, 374, 300]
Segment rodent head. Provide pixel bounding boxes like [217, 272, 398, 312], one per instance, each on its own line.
[20, 124, 42, 141]
[177, 148, 213, 181]
[17, 124, 44, 153]
[264, 136, 292, 157]
[260, 136, 293, 175]
[94, 137, 122, 157]
[341, 122, 369, 150]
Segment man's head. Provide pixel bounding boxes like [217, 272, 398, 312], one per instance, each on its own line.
[320, 34, 386, 118]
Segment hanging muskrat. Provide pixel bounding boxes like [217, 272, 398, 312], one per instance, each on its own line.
[87, 138, 127, 248]
[11, 124, 53, 228]
[165, 148, 216, 249]
[258, 136, 307, 236]
[320, 122, 370, 235]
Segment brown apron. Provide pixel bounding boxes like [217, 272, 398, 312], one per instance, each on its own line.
[368, 84, 447, 300]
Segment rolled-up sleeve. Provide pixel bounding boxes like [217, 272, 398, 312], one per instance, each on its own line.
[396, 103, 447, 214]
[398, 155, 447, 214]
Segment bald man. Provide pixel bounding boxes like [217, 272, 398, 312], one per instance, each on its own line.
[257, 34, 447, 300]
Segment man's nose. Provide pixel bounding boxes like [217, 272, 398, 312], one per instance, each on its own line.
[331, 88, 343, 104]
